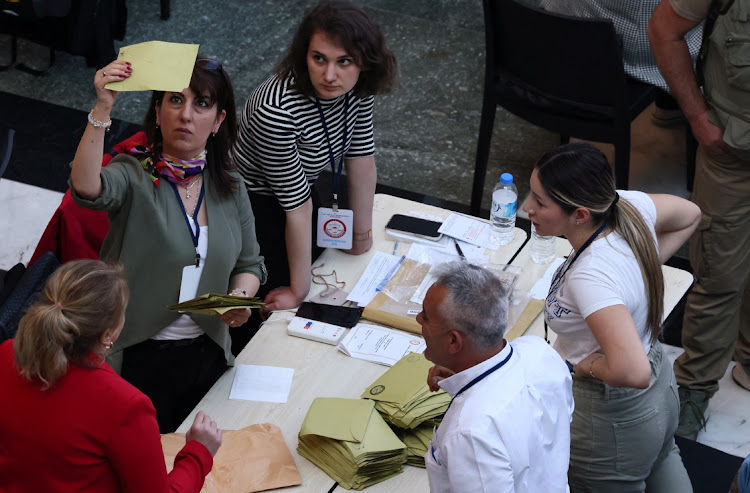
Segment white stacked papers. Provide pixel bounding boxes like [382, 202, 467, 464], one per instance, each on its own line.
[338, 323, 426, 366]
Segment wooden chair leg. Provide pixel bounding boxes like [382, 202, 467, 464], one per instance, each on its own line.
[470, 95, 498, 217]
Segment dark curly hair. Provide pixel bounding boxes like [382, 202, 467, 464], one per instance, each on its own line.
[276, 0, 397, 98]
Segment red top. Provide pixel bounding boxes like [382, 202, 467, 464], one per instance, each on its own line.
[0, 340, 212, 492]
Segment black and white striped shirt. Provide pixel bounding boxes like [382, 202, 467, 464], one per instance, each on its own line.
[234, 74, 375, 211]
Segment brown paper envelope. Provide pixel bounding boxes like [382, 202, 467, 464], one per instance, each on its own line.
[504, 298, 545, 341]
[361, 291, 423, 335]
[162, 423, 302, 492]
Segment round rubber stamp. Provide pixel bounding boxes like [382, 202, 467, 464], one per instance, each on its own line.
[324, 218, 346, 238]
[370, 384, 385, 395]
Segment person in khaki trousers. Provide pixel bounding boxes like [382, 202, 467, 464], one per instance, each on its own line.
[650, 0, 750, 440]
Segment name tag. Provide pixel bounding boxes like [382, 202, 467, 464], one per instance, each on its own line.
[317, 207, 353, 250]
[179, 261, 205, 305]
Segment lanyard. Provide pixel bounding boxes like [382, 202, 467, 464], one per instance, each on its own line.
[445, 345, 513, 413]
[314, 94, 349, 211]
[170, 181, 205, 267]
[544, 221, 607, 342]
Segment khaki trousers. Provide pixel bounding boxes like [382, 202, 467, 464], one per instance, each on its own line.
[674, 146, 750, 396]
[569, 342, 692, 492]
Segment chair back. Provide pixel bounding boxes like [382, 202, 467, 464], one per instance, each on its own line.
[0, 125, 14, 179]
[485, 0, 627, 111]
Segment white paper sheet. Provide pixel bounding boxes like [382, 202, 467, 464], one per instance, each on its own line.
[337, 323, 426, 366]
[529, 257, 566, 299]
[437, 213, 499, 250]
[229, 365, 294, 403]
[346, 252, 404, 306]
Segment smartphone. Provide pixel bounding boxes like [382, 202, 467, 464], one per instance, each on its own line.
[296, 302, 363, 328]
[386, 214, 443, 240]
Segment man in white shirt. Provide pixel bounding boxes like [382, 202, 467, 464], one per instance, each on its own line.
[419, 263, 573, 493]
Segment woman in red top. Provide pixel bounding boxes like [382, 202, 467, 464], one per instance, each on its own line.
[0, 260, 221, 492]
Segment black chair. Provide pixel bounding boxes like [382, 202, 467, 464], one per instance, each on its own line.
[0, 124, 14, 179]
[470, 0, 658, 216]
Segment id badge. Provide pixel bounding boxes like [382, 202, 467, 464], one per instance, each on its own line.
[179, 262, 205, 303]
[317, 207, 353, 250]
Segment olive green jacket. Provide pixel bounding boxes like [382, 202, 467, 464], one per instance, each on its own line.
[71, 154, 266, 372]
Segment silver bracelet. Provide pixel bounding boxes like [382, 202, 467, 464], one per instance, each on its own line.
[88, 110, 112, 131]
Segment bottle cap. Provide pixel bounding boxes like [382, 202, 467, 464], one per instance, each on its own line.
[500, 173, 513, 184]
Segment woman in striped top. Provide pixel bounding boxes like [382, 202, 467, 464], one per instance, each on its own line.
[234, 0, 397, 316]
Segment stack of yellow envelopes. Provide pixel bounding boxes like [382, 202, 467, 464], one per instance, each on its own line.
[361, 352, 450, 430]
[298, 398, 407, 490]
[167, 293, 264, 315]
[397, 424, 434, 468]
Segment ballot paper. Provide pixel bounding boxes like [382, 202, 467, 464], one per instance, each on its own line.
[338, 323, 426, 366]
[167, 293, 265, 315]
[105, 41, 199, 92]
[346, 252, 405, 306]
[437, 212, 500, 250]
[229, 365, 294, 403]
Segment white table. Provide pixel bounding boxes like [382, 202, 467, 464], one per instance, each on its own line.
[176, 194, 527, 492]
[177, 194, 693, 492]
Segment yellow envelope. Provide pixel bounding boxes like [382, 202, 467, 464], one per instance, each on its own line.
[361, 352, 437, 405]
[299, 398, 374, 442]
[105, 40, 199, 92]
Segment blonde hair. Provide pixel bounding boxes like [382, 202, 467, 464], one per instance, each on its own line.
[536, 143, 664, 343]
[14, 260, 129, 389]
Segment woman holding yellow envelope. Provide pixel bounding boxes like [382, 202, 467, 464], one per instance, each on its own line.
[70, 54, 266, 432]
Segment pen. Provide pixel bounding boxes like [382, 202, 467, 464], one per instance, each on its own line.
[393, 240, 399, 256]
[376, 255, 405, 292]
[454, 240, 466, 260]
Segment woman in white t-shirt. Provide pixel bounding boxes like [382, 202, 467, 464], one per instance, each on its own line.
[522, 143, 699, 492]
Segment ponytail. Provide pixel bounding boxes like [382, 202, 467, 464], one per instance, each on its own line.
[608, 199, 664, 343]
[536, 143, 664, 343]
[14, 260, 129, 389]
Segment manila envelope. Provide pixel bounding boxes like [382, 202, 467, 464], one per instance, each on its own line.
[161, 423, 302, 492]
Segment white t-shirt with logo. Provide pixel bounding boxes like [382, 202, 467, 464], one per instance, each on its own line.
[545, 190, 657, 364]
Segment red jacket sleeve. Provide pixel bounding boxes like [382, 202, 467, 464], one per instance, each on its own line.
[106, 392, 213, 493]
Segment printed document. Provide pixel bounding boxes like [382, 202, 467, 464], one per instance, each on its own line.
[338, 323, 426, 366]
[437, 213, 499, 250]
[346, 252, 404, 306]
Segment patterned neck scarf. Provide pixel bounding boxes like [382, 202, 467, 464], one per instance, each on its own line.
[127, 144, 207, 187]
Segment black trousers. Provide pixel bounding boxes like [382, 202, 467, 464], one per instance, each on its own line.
[120, 334, 228, 433]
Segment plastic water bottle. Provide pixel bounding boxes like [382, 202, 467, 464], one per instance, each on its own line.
[490, 173, 517, 246]
[530, 224, 556, 264]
